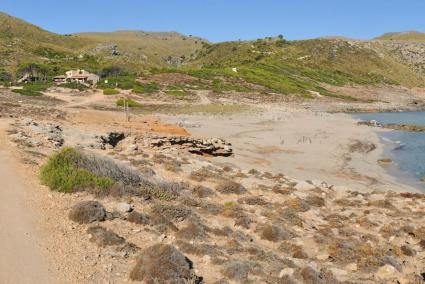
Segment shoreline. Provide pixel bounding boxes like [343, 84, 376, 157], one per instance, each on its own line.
[162, 104, 421, 194]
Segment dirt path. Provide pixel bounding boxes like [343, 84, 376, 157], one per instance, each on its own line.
[45, 89, 106, 108]
[0, 120, 57, 283]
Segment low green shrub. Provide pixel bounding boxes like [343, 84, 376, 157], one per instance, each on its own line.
[116, 98, 142, 107]
[167, 85, 188, 98]
[22, 82, 52, 92]
[40, 148, 114, 193]
[60, 82, 88, 91]
[97, 75, 136, 90]
[133, 82, 159, 94]
[12, 89, 43, 96]
[103, 88, 120, 95]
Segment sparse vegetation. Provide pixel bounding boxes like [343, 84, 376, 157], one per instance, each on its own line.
[132, 82, 159, 94]
[103, 88, 120, 95]
[60, 82, 89, 91]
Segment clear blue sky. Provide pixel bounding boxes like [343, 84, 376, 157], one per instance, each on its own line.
[1, 0, 424, 42]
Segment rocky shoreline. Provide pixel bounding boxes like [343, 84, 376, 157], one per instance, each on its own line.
[358, 120, 425, 132]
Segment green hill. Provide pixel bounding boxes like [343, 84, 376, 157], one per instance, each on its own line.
[176, 38, 424, 98]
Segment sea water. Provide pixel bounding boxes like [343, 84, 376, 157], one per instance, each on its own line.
[353, 112, 425, 190]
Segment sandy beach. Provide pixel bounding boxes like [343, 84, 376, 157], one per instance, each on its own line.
[162, 104, 420, 193]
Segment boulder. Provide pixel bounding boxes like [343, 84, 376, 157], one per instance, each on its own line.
[115, 202, 132, 213]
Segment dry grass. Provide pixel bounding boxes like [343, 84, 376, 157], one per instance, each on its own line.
[284, 197, 311, 212]
[222, 261, 252, 282]
[238, 196, 268, 206]
[189, 167, 220, 182]
[191, 185, 214, 198]
[221, 202, 252, 229]
[280, 208, 304, 227]
[176, 220, 209, 241]
[279, 241, 308, 259]
[175, 240, 223, 257]
[327, 238, 386, 269]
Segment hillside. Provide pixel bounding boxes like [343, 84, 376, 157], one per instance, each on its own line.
[375, 31, 425, 42]
[0, 12, 204, 75]
[1, 11, 424, 99]
[0, 12, 90, 70]
[178, 38, 424, 98]
[75, 30, 204, 69]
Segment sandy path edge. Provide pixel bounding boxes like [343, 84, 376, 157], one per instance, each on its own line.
[0, 120, 58, 284]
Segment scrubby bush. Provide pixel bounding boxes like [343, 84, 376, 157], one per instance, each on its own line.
[257, 224, 292, 242]
[73, 150, 141, 186]
[12, 89, 43, 96]
[68, 201, 107, 224]
[40, 148, 114, 193]
[238, 196, 267, 206]
[116, 98, 142, 107]
[191, 185, 214, 198]
[140, 181, 185, 201]
[130, 244, 202, 283]
[98, 74, 135, 89]
[60, 82, 88, 91]
[87, 226, 125, 247]
[40, 148, 141, 193]
[216, 180, 247, 195]
[222, 261, 251, 282]
[0, 70, 12, 83]
[190, 167, 219, 182]
[103, 88, 120, 95]
[133, 82, 159, 94]
[151, 203, 192, 223]
[98, 66, 128, 78]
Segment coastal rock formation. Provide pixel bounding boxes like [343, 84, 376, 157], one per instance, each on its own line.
[113, 134, 233, 157]
[358, 120, 425, 132]
[147, 135, 233, 157]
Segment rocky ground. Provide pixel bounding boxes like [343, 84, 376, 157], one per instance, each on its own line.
[1, 87, 425, 283]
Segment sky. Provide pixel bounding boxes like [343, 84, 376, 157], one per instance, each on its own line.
[1, 0, 424, 42]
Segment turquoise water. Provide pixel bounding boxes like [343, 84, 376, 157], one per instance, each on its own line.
[354, 112, 425, 190]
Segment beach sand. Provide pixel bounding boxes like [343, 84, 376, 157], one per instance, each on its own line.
[162, 104, 419, 193]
